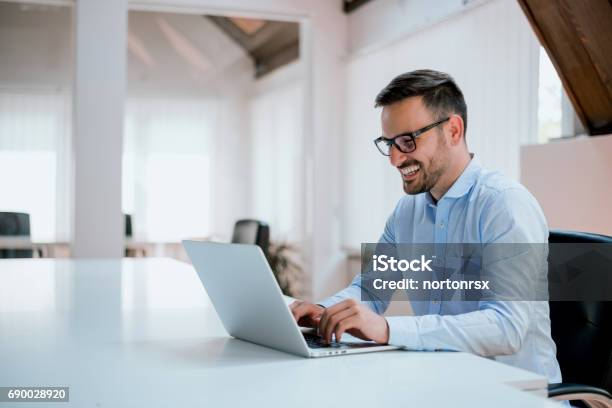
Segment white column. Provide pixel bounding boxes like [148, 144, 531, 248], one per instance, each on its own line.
[71, 0, 127, 258]
[304, 9, 348, 301]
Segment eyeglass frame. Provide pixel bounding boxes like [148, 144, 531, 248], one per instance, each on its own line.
[373, 117, 450, 156]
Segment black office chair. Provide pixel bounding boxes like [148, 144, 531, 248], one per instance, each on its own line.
[547, 230, 612, 408]
[124, 214, 144, 257]
[0, 212, 35, 258]
[231, 219, 270, 257]
[125, 214, 133, 239]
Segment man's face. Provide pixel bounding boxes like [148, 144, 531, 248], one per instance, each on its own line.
[380, 96, 451, 195]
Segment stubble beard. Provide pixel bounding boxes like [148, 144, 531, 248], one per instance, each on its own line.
[402, 135, 449, 195]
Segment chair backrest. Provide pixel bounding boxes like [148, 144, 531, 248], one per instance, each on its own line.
[124, 214, 133, 238]
[231, 219, 270, 256]
[0, 212, 33, 258]
[548, 229, 612, 392]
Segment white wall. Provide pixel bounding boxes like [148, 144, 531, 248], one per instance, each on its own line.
[521, 135, 612, 236]
[347, 0, 490, 54]
[341, 0, 540, 250]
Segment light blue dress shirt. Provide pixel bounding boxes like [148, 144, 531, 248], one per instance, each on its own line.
[319, 156, 562, 383]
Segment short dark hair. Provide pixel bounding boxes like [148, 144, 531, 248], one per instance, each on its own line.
[375, 69, 468, 135]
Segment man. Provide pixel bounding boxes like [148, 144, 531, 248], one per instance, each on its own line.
[291, 69, 561, 382]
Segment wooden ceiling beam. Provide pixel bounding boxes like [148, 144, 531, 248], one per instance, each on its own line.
[518, 0, 612, 135]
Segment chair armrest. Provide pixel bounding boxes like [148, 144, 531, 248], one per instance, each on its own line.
[548, 383, 612, 408]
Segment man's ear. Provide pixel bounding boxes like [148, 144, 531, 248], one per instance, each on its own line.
[447, 114, 464, 146]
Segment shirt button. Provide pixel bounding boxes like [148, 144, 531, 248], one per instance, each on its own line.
[439, 222, 445, 228]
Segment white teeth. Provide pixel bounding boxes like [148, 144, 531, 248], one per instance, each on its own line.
[400, 164, 420, 175]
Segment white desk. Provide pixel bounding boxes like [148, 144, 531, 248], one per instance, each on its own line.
[0, 258, 559, 407]
[0, 237, 181, 258]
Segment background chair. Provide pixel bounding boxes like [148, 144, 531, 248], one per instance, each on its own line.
[231, 219, 270, 257]
[124, 214, 146, 257]
[0, 212, 36, 258]
[547, 230, 612, 407]
[125, 213, 133, 239]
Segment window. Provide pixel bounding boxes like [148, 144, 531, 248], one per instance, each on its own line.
[122, 97, 216, 242]
[0, 3, 72, 242]
[249, 75, 303, 242]
[537, 46, 563, 142]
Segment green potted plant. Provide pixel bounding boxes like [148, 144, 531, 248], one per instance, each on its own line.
[265, 242, 302, 297]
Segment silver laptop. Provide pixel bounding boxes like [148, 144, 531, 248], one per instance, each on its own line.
[183, 240, 398, 357]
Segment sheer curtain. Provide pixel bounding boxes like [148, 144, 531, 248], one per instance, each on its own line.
[123, 96, 217, 242]
[0, 90, 72, 242]
[248, 80, 303, 243]
[0, 92, 219, 243]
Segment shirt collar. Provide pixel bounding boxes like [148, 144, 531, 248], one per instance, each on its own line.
[440, 153, 481, 200]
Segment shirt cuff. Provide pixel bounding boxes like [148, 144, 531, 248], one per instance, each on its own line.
[386, 316, 421, 349]
[316, 296, 342, 309]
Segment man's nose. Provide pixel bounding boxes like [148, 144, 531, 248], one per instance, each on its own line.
[389, 145, 409, 167]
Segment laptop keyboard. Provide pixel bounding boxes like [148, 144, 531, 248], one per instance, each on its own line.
[303, 333, 351, 349]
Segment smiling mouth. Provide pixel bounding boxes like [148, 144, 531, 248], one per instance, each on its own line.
[400, 164, 420, 180]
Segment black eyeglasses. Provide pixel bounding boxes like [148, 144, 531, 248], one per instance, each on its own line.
[373, 117, 450, 156]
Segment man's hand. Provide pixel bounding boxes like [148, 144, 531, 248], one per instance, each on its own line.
[318, 299, 389, 344]
[289, 300, 325, 328]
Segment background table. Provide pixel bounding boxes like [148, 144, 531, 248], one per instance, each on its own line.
[0, 258, 560, 407]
